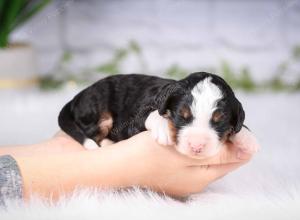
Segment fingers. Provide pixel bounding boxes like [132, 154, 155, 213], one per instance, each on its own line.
[125, 131, 254, 171]
[202, 161, 248, 181]
[230, 127, 260, 154]
[162, 161, 247, 197]
[179, 161, 248, 195]
[128, 131, 254, 166]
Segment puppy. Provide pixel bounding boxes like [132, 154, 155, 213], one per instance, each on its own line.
[59, 72, 258, 158]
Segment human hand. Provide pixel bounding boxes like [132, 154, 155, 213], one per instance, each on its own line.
[8, 129, 257, 201]
[108, 131, 257, 197]
[52, 129, 257, 197]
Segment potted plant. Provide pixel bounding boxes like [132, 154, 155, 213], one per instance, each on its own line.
[0, 0, 51, 88]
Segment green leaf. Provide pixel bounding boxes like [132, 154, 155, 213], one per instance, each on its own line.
[11, 0, 52, 31]
[0, 0, 23, 47]
[292, 45, 300, 60]
[62, 51, 72, 63]
[238, 67, 256, 91]
[220, 60, 238, 88]
[0, 0, 6, 16]
[292, 77, 300, 91]
[96, 62, 119, 75]
[129, 40, 141, 54]
[165, 64, 188, 79]
[114, 48, 128, 62]
[267, 76, 286, 91]
[39, 75, 65, 90]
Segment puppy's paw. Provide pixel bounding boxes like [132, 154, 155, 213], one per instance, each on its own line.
[230, 127, 260, 154]
[83, 138, 99, 150]
[151, 122, 174, 146]
[145, 110, 174, 146]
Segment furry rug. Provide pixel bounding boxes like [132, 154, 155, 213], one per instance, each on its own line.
[0, 91, 300, 219]
[1, 178, 299, 220]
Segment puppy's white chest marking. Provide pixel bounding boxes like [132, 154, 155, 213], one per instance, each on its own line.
[145, 110, 174, 146]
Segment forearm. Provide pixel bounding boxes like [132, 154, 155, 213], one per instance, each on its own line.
[0, 135, 85, 157]
[0, 142, 57, 157]
[3, 131, 254, 201]
[14, 140, 135, 201]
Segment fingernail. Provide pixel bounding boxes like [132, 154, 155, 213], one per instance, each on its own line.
[236, 150, 251, 160]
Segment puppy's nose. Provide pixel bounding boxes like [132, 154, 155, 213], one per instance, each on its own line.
[188, 142, 206, 153]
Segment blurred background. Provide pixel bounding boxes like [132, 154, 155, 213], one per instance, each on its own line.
[0, 0, 300, 146]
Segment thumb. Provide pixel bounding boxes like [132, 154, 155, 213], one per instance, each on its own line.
[189, 159, 249, 184]
[205, 161, 249, 181]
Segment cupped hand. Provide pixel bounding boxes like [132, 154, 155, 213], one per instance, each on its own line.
[53, 129, 257, 198]
[105, 131, 256, 197]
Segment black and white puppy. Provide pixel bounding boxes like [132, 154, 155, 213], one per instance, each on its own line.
[59, 72, 258, 158]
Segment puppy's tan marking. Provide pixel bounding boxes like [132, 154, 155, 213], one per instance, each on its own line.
[168, 120, 177, 143]
[180, 106, 192, 119]
[95, 112, 113, 144]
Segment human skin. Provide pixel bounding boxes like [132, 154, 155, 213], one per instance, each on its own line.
[0, 131, 254, 201]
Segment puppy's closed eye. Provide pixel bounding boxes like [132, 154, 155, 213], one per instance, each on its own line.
[180, 107, 192, 120]
[212, 110, 224, 123]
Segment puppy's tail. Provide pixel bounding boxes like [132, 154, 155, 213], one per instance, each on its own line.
[58, 101, 86, 144]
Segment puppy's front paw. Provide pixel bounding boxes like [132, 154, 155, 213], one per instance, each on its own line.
[83, 138, 99, 150]
[230, 127, 260, 153]
[145, 110, 174, 146]
[151, 122, 174, 146]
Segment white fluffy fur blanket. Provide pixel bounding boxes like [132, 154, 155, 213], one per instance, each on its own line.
[0, 92, 299, 219]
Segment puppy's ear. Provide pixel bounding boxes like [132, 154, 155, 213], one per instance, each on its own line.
[232, 98, 245, 133]
[156, 83, 183, 116]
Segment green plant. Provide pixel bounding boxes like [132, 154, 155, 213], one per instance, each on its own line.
[238, 67, 256, 91]
[95, 48, 128, 74]
[220, 60, 239, 88]
[165, 64, 188, 79]
[0, 0, 51, 48]
[38, 40, 300, 93]
[95, 40, 145, 75]
[292, 45, 300, 60]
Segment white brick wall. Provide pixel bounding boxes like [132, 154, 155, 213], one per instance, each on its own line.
[11, 0, 300, 80]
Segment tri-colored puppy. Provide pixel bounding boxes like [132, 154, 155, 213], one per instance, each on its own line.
[59, 72, 258, 158]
